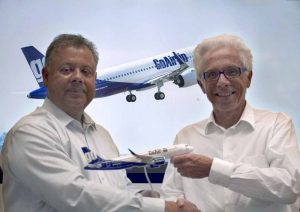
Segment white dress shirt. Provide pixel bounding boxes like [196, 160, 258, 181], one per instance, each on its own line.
[161, 103, 300, 212]
[1, 98, 164, 212]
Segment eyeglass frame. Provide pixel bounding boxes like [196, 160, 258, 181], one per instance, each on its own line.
[200, 66, 248, 82]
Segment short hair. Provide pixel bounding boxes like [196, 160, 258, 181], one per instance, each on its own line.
[45, 34, 99, 69]
[193, 34, 253, 80]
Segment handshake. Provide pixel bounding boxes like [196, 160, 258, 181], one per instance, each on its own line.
[165, 199, 200, 212]
[140, 190, 200, 212]
[137, 152, 210, 212]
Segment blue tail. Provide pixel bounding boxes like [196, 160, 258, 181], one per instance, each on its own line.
[21, 46, 45, 88]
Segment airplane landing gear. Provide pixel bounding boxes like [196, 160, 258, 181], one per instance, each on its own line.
[126, 94, 136, 102]
[154, 81, 165, 100]
[154, 92, 165, 100]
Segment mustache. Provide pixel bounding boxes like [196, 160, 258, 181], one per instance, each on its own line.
[67, 83, 87, 93]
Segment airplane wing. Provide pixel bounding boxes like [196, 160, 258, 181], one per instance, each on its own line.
[82, 146, 147, 170]
[128, 149, 166, 168]
[128, 148, 155, 163]
[84, 160, 147, 170]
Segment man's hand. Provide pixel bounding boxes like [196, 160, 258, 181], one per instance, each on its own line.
[176, 198, 201, 211]
[139, 190, 160, 198]
[165, 199, 200, 212]
[171, 153, 213, 178]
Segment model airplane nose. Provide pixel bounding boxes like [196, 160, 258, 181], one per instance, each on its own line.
[186, 145, 194, 152]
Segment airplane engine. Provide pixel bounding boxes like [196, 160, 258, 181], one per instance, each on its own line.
[101, 161, 113, 168]
[149, 157, 166, 168]
[174, 68, 197, 88]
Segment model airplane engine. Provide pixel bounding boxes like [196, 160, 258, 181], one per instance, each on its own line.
[101, 161, 113, 168]
[149, 157, 166, 168]
[175, 68, 197, 88]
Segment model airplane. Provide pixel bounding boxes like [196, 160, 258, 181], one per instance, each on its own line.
[81, 144, 194, 170]
[21, 45, 197, 102]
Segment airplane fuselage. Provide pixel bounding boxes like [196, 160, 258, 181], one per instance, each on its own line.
[23, 46, 197, 101]
[113, 144, 194, 163]
[82, 144, 194, 170]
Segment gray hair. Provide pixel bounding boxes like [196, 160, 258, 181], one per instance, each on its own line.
[45, 34, 99, 69]
[193, 34, 253, 80]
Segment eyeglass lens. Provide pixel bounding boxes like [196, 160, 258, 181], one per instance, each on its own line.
[204, 66, 241, 81]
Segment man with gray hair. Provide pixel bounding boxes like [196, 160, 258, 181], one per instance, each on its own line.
[161, 34, 300, 212]
[1, 34, 199, 212]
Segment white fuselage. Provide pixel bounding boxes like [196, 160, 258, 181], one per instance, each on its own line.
[114, 144, 194, 163]
[98, 46, 195, 84]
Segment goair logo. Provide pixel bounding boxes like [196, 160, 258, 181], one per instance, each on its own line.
[148, 148, 168, 156]
[153, 53, 188, 70]
[29, 57, 45, 83]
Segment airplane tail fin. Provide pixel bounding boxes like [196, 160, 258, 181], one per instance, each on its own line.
[21, 46, 45, 88]
[81, 147, 104, 164]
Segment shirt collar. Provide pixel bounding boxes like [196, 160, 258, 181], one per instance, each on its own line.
[204, 102, 255, 134]
[42, 98, 96, 129]
[239, 102, 255, 128]
[81, 113, 96, 129]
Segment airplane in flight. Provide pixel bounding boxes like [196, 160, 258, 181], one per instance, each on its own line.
[21, 45, 197, 102]
[81, 144, 194, 170]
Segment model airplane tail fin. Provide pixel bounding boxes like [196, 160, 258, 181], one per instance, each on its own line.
[81, 147, 104, 164]
[21, 46, 45, 88]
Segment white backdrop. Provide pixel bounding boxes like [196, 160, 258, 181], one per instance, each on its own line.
[0, 0, 299, 153]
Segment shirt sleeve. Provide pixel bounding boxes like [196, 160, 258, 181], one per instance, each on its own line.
[4, 123, 165, 212]
[209, 114, 300, 204]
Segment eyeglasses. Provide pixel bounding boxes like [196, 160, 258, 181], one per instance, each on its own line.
[201, 66, 247, 82]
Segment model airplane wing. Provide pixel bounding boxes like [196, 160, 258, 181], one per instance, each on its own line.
[82, 147, 148, 170]
[128, 148, 155, 163]
[85, 160, 147, 170]
[128, 148, 166, 168]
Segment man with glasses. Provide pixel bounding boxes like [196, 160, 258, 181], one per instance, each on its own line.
[161, 34, 300, 212]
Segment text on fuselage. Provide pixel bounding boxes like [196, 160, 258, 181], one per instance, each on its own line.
[153, 53, 188, 70]
[148, 148, 168, 155]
